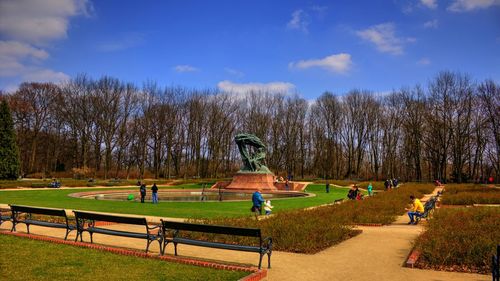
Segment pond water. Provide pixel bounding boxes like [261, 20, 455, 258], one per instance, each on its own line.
[71, 190, 310, 202]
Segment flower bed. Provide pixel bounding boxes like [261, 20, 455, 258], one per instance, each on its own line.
[414, 207, 500, 274]
[441, 184, 500, 205]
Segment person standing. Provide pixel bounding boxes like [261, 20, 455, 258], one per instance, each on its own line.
[151, 183, 159, 204]
[326, 181, 330, 193]
[367, 182, 373, 196]
[285, 179, 289, 191]
[140, 184, 146, 203]
[251, 189, 265, 215]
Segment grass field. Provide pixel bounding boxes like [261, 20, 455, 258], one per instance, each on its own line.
[0, 184, 348, 219]
[0, 234, 247, 281]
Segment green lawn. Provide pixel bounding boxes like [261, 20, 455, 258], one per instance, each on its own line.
[0, 184, 348, 219]
[0, 235, 247, 281]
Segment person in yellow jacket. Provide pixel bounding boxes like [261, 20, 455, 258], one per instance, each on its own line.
[407, 195, 424, 224]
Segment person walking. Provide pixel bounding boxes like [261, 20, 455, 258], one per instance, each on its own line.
[384, 179, 390, 190]
[263, 200, 273, 215]
[140, 184, 146, 203]
[367, 182, 373, 196]
[251, 189, 265, 215]
[151, 183, 159, 204]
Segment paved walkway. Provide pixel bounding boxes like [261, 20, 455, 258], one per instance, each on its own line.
[0, 186, 490, 281]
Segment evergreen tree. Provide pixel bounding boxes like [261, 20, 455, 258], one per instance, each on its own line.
[0, 100, 20, 179]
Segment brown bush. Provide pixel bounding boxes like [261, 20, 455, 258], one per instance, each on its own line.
[441, 184, 500, 205]
[414, 207, 500, 274]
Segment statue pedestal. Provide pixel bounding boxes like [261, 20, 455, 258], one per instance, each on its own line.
[225, 172, 277, 191]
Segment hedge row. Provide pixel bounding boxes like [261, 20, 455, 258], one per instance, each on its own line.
[414, 207, 500, 274]
[441, 184, 500, 205]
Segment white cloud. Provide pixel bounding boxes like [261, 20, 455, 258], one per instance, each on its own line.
[0, 41, 49, 76]
[289, 53, 353, 74]
[0, 0, 92, 44]
[417, 58, 432, 65]
[356, 23, 411, 55]
[2, 84, 20, 93]
[0, 0, 89, 87]
[448, 0, 500, 12]
[423, 19, 439, 29]
[421, 0, 438, 9]
[224, 67, 244, 77]
[173, 65, 199, 73]
[22, 69, 70, 83]
[287, 10, 309, 33]
[217, 80, 295, 95]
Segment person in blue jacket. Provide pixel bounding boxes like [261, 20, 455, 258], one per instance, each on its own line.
[251, 189, 265, 215]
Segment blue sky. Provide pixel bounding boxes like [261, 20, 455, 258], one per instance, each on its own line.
[0, 0, 499, 99]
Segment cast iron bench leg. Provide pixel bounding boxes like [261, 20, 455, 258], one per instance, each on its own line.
[146, 239, 151, 253]
[268, 252, 271, 268]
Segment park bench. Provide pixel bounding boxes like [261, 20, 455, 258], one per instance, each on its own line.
[10, 204, 76, 240]
[73, 211, 162, 253]
[0, 207, 12, 227]
[161, 220, 272, 269]
[415, 196, 438, 223]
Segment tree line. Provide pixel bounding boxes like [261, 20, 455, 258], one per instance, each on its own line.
[0, 71, 498, 183]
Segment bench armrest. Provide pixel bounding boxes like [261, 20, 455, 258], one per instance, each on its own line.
[147, 224, 160, 230]
[262, 236, 273, 249]
[147, 224, 162, 236]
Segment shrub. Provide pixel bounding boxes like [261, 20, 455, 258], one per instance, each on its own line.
[414, 207, 500, 273]
[357, 181, 386, 190]
[441, 184, 500, 205]
[31, 182, 49, 188]
[72, 167, 94, 179]
[190, 208, 358, 254]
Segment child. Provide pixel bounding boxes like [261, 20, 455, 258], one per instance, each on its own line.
[264, 200, 273, 215]
[367, 182, 373, 196]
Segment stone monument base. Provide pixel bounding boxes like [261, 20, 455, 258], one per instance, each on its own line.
[225, 172, 277, 191]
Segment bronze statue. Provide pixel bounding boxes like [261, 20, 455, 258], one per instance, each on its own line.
[235, 133, 272, 173]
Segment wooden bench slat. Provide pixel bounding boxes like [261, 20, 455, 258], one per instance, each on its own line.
[73, 211, 147, 225]
[11, 205, 66, 217]
[162, 221, 261, 237]
[9, 204, 74, 240]
[173, 237, 261, 252]
[73, 211, 162, 254]
[87, 227, 151, 239]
